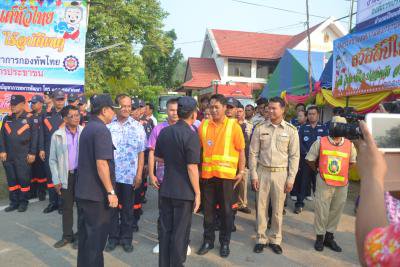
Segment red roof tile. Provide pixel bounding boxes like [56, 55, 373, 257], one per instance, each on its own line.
[217, 83, 264, 97]
[182, 58, 220, 89]
[211, 29, 293, 60]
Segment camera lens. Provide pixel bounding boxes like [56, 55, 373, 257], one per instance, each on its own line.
[329, 122, 362, 140]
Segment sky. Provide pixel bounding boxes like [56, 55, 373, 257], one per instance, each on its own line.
[158, 0, 356, 58]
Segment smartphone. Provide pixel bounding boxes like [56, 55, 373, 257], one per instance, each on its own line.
[365, 113, 400, 153]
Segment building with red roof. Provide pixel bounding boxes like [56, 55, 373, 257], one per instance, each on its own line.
[181, 17, 347, 98]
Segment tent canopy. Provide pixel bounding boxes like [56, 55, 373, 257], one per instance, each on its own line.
[261, 49, 330, 98]
[319, 55, 333, 89]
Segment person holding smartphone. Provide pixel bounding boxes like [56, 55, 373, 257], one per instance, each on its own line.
[75, 94, 119, 267]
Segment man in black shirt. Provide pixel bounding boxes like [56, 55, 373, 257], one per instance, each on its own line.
[155, 96, 201, 267]
[75, 94, 119, 267]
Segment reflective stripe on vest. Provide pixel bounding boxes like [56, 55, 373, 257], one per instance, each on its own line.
[319, 136, 351, 187]
[201, 119, 238, 179]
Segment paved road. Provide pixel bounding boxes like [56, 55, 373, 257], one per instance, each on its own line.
[0, 187, 360, 267]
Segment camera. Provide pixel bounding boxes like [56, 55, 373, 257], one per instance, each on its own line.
[329, 122, 362, 140]
[329, 107, 364, 140]
[382, 100, 400, 114]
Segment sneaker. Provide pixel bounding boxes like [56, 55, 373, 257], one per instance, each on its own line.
[153, 243, 159, 254]
[306, 196, 313, 201]
[187, 245, 191, 256]
[294, 206, 302, 214]
[290, 196, 297, 201]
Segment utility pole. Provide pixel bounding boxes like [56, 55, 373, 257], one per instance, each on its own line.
[346, 0, 355, 107]
[306, 0, 312, 94]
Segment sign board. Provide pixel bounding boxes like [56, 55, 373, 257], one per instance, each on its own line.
[333, 19, 400, 97]
[356, 0, 400, 30]
[0, 0, 87, 94]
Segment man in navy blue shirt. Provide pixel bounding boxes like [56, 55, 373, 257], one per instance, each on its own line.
[294, 106, 328, 214]
[75, 94, 119, 267]
[155, 96, 201, 267]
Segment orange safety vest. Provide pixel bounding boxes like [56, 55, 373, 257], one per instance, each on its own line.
[319, 136, 351, 187]
[200, 118, 239, 179]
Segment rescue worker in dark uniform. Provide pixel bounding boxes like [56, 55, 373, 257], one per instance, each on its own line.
[29, 95, 47, 201]
[294, 106, 328, 214]
[67, 93, 79, 107]
[0, 95, 39, 212]
[78, 96, 89, 127]
[41, 89, 66, 214]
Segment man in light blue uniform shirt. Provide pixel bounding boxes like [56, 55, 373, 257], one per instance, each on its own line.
[105, 94, 147, 253]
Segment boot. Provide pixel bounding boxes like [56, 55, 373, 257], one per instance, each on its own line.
[314, 235, 324, 251]
[324, 232, 342, 252]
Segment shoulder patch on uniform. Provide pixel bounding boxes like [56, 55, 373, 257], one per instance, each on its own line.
[285, 121, 297, 130]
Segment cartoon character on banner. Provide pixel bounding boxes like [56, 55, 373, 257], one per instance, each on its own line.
[334, 54, 346, 92]
[54, 1, 83, 42]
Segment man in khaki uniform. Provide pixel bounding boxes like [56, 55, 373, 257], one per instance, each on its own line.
[250, 97, 300, 255]
[306, 116, 357, 252]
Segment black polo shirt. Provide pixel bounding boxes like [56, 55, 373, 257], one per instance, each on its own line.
[155, 120, 201, 201]
[75, 116, 115, 202]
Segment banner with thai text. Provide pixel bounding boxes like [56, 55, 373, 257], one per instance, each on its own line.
[0, 0, 87, 94]
[356, 0, 400, 30]
[332, 19, 400, 97]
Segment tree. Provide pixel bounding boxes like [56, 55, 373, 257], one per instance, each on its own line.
[85, 0, 179, 96]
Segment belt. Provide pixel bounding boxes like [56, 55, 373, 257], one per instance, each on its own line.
[261, 166, 287, 172]
[68, 169, 77, 175]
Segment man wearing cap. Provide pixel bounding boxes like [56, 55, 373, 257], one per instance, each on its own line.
[78, 95, 89, 127]
[155, 96, 201, 267]
[0, 95, 39, 212]
[29, 95, 47, 201]
[67, 93, 79, 107]
[197, 94, 245, 258]
[43, 91, 53, 113]
[75, 94, 119, 267]
[41, 89, 66, 214]
[105, 94, 146, 253]
[306, 116, 357, 252]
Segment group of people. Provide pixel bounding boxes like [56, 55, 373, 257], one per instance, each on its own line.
[1, 90, 398, 267]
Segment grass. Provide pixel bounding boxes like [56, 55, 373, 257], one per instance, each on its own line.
[0, 165, 7, 200]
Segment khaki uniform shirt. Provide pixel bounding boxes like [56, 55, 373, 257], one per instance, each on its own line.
[249, 120, 300, 183]
[306, 137, 357, 180]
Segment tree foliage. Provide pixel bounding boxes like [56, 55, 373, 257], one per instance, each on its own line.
[85, 0, 182, 99]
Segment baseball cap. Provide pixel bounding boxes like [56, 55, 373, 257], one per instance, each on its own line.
[29, 95, 44, 104]
[78, 95, 87, 105]
[132, 98, 140, 109]
[10, 95, 26, 106]
[67, 93, 79, 102]
[178, 96, 197, 112]
[226, 97, 240, 108]
[52, 89, 65, 100]
[91, 94, 120, 111]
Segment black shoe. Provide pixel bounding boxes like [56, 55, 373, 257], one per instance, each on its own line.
[72, 239, 78, 250]
[324, 232, 342, 252]
[4, 205, 18, 212]
[18, 205, 28, 212]
[38, 193, 46, 201]
[122, 243, 134, 253]
[142, 197, 147, 204]
[253, 244, 266, 253]
[132, 224, 139, 232]
[269, 244, 283, 255]
[58, 208, 63, 215]
[43, 204, 58, 214]
[283, 209, 286, 215]
[197, 242, 214, 255]
[220, 244, 230, 258]
[294, 206, 303, 214]
[238, 207, 251, 214]
[54, 239, 71, 248]
[267, 220, 271, 229]
[105, 241, 117, 252]
[314, 235, 324, 251]
[232, 224, 237, 232]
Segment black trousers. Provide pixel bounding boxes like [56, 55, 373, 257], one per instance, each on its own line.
[77, 199, 112, 267]
[109, 183, 135, 245]
[44, 157, 61, 207]
[291, 157, 304, 196]
[202, 178, 234, 245]
[296, 159, 316, 208]
[3, 159, 31, 207]
[61, 172, 77, 241]
[30, 158, 46, 198]
[159, 197, 193, 267]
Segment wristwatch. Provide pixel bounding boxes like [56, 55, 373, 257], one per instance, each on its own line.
[107, 190, 116, 196]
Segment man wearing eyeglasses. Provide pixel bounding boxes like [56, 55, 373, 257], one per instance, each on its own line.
[49, 105, 83, 248]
